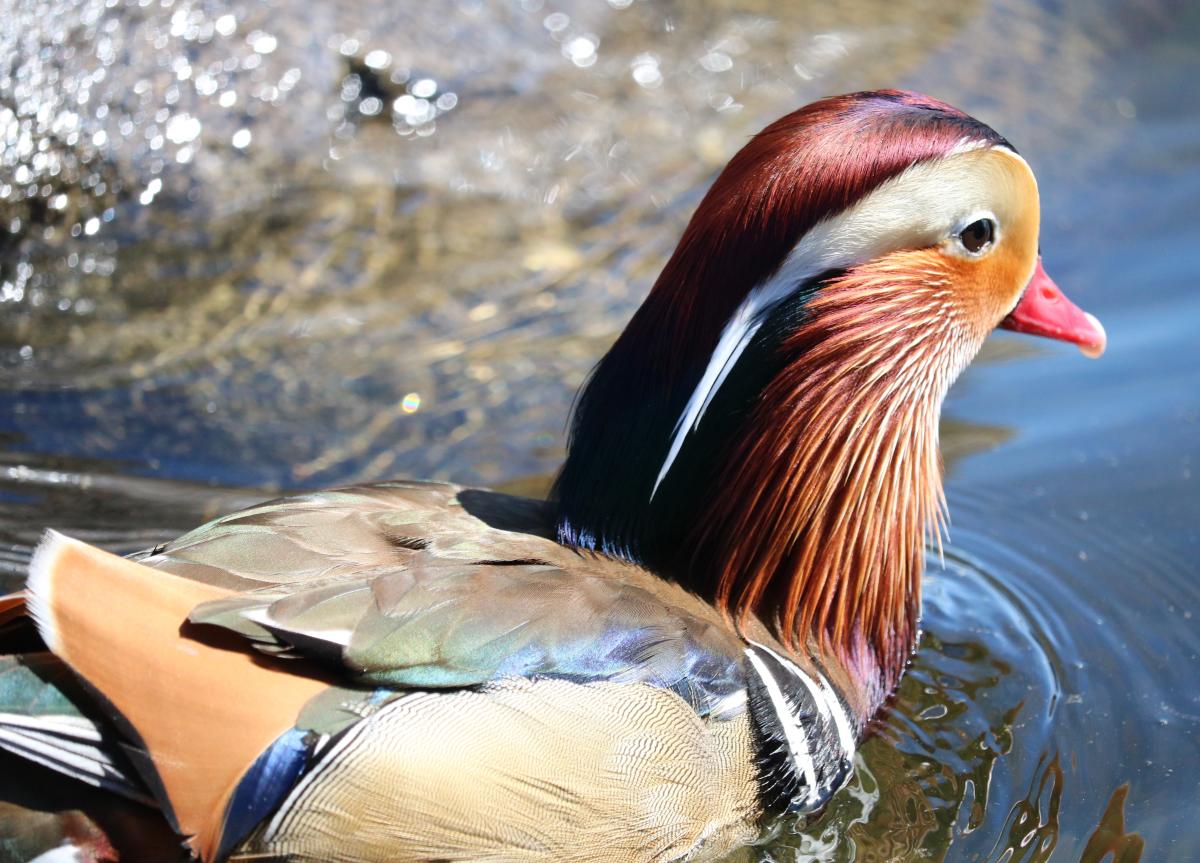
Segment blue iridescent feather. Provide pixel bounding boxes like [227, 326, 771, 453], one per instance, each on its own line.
[216, 727, 311, 860]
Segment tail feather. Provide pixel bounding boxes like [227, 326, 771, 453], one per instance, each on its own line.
[0, 715, 149, 802]
[22, 530, 331, 862]
[0, 650, 152, 806]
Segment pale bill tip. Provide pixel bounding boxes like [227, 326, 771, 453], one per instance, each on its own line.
[1079, 312, 1107, 359]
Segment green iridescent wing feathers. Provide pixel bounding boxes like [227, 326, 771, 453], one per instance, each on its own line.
[137, 482, 747, 713]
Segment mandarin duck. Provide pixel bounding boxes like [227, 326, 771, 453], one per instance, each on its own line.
[0, 91, 1106, 863]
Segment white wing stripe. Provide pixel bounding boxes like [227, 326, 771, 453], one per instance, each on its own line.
[744, 647, 818, 804]
[816, 671, 857, 759]
[747, 641, 856, 762]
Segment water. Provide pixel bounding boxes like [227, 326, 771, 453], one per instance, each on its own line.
[1, 1, 1196, 860]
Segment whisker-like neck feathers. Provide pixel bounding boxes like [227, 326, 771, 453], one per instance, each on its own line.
[689, 253, 969, 698]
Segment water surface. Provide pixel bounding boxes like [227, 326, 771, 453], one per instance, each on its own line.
[1, 0, 1196, 859]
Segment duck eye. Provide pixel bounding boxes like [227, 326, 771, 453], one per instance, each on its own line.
[958, 218, 995, 254]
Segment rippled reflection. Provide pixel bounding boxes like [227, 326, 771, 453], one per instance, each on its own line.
[1, 0, 1196, 859]
[753, 547, 1146, 863]
[1078, 786, 1144, 863]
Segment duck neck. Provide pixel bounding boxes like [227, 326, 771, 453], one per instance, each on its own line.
[554, 253, 970, 713]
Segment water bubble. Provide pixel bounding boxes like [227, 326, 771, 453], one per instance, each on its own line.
[279, 68, 302, 91]
[394, 95, 435, 125]
[699, 50, 732, 72]
[341, 75, 363, 101]
[435, 92, 458, 111]
[564, 35, 598, 68]
[194, 74, 218, 96]
[364, 49, 391, 70]
[631, 54, 662, 88]
[543, 12, 569, 33]
[401, 393, 421, 413]
[411, 78, 437, 99]
[248, 31, 277, 54]
[214, 13, 236, 36]
[231, 128, 252, 149]
[218, 90, 237, 108]
[165, 113, 201, 144]
[83, 217, 100, 235]
[359, 96, 382, 116]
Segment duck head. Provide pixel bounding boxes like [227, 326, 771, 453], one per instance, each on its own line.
[553, 91, 1104, 703]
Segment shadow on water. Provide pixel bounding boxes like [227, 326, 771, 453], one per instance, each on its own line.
[2, 0, 1197, 860]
